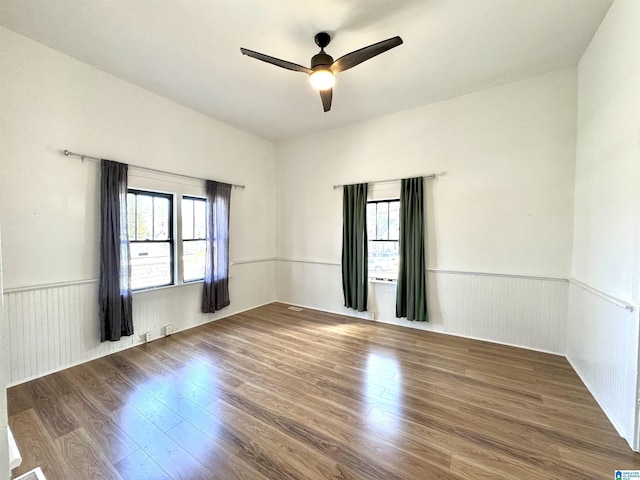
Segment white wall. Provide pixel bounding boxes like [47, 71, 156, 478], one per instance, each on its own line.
[0, 229, 9, 480]
[568, 0, 640, 449]
[0, 27, 277, 385]
[277, 68, 577, 354]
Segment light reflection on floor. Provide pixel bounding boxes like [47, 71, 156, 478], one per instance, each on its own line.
[122, 331, 405, 465]
[364, 351, 402, 435]
[121, 360, 223, 460]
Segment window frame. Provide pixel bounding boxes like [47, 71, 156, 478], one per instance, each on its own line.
[367, 198, 400, 282]
[181, 194, 207, 283]
[367, 198, 400, 242]
[127, 188, 175, 291]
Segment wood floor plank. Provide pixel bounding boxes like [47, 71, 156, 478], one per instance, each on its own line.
[82, 357, 139, 412]
[232, 380, 455, 478]
[6, 383, 35, 417]
[8, 302, 640, 479]
[59, 388, 139, 465]
[56, 427, 123, 480]
[215, 399, 370, 480]
[60, 362, 125, 415]
[27, 375, 79, 439]
[111, 405, 213, 480]
[8, 408, 72, 480]
[166, 420, 269, 480]
[114, 448, 172, 480]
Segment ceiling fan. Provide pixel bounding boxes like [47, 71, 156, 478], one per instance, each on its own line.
[240, 32, 403, 112]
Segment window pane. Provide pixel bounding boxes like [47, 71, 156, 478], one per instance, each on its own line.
[127, 193, 136, 240]
[130, 242, 172, 289]
[182, 198, 194, 239]
[194, 200, 206, 239]
[368, 240, 399, 280]
[183, 240, 206, 282]
[153, 196, 170, 240]
[376, 203, 389, 240]
[389, 201, 400, 241]
[366, 203, 376, 240]
[136, 195, 153, 240]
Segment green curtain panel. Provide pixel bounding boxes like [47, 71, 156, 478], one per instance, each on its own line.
[342, 183, 368, 312]
[396, 177, 428, 321]
[99, 159, 134, 342]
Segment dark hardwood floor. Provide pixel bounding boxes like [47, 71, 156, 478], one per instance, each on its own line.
[8, 302, 640, 479]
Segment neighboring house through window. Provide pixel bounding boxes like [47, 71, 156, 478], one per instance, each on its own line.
[182, 195, 206, 282]
[127, 189, 174, 290]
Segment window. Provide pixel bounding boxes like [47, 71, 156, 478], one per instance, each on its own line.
[367, 199, 399, 280]
[127, 189, 174, 290]
[182, 196, 206, 282]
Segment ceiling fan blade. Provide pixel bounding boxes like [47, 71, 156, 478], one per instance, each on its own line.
[240, 48, 312, 74]
[330, 36, 403, 74]
[320, 88, 333, 112]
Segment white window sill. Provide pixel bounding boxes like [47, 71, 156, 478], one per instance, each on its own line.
[369, 277, 397, 285]
[132, 280, 203, 294]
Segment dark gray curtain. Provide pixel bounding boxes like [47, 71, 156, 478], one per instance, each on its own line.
[396, 177, 428, 321]
[99, 159, 134, 342]
[202, 180, 231, 313]
[342, 183, 368, 312]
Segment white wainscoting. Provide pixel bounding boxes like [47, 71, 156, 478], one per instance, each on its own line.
[277, 259, 568, 354]
[4, 260, 276, 386]
[276, 259, 371, 321]
[566, 281, 638, 448]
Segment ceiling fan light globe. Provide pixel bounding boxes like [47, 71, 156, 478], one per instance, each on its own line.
[309, 69, 335, 90]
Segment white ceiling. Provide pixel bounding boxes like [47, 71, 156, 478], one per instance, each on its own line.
[0, 0, 612, 142]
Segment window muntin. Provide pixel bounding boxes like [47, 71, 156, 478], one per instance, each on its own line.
[182, 196, 206, 282]
[367, 199, 400, 280]
[127, 189, 174, 290]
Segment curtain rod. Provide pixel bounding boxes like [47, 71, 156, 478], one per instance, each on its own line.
[62, 149, 245, 189]
[332, 174, 436, 189]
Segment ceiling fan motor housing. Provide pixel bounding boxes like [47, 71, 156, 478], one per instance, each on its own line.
[311, 52, 334, 70]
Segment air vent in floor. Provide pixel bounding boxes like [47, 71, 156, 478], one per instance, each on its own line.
[288, 306, 304, 312]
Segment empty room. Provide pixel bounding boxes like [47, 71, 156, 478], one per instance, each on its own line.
[1, 0, 639, 479]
